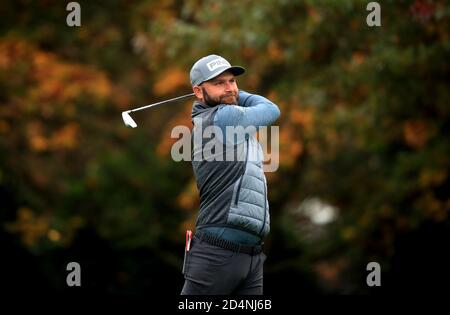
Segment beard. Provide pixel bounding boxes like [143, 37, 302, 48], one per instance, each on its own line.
[202, 87, 239, 107]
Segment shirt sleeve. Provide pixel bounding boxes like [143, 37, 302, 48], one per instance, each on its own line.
[213, 90, 280, 144]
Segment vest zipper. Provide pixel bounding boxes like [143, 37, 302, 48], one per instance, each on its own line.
[234, 137, 249, 206]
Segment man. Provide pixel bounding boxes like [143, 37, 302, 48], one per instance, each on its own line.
[181, 54, 280, 295]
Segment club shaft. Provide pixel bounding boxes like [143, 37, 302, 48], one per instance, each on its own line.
[129, 93, 195, 113]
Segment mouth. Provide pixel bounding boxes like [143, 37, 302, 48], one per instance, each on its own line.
[222, 94, 236, 101]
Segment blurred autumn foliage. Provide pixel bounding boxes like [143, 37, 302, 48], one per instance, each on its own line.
[1, 0, 449, 296]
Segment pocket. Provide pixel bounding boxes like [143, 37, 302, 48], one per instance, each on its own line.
[182, 249, 187, 274]
[182, 243, 194, 275]
[203, 242, 236, 266]
[187, 241, 235, 272]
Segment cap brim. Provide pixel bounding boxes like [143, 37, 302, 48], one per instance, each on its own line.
[226, 66, 246, 77]
[202, 66, 246, 84]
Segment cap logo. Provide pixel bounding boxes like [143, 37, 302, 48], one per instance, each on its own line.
[206, 58, 230, 71]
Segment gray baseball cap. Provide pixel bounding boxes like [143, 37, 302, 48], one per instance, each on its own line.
[190, 54, 245, 86]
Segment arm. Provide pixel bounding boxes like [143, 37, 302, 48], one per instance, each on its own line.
[238, 90, 273, 108]
[214, 90, 280, 129]
[213, 90, 280, 144]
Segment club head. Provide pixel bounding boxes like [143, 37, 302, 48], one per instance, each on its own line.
[122, 111, 137, 128]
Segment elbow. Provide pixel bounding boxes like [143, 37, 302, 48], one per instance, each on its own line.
[271, 103, 281, 122]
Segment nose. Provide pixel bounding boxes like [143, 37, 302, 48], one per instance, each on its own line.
[224, 81, 233, 92]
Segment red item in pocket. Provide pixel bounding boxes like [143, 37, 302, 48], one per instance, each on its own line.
[186, 230, 192, 252]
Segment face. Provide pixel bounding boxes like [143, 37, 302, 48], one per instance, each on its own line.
[193, 71, 239, 106]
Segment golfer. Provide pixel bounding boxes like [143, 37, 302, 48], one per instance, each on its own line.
[181, 55, 280, 295]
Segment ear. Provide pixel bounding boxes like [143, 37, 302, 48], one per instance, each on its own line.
[193, 85, 203, 100]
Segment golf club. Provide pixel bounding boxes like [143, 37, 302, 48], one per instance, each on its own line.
[122, 92, 195, 128]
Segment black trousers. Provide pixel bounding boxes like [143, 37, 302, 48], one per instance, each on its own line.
[181, 236, 267, 295]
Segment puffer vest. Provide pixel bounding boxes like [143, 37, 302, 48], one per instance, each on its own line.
[191, 101, 270, 237]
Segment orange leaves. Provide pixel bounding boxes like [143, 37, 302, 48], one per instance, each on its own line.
[87, 73, 112, 100]
[29, 135, 49, 152]
[244, 73, 261, 91]
[0, 120, 10, 134]
[351, 51, 366, 66]
[307, 6, 322, 23]
[419, 168, 447, 188]
[177, 179, 200, 234]
[343, 51, 367, 73]
[241, 46, 257, 60]
[277, 105, 315, 168]
[290, 107, 314, 132]
[27, 121, 79, 152]
[51, 123, 79, 150]
[313, 258, 349, 290]
[26, 121, 47, 151]
[31, 50, 113, 104]
[403, 119, 433, 149]
[177, 179, 199, 211]
[0, 39, 125, 157]
[283, 121, 304, 156]
[153, 67, 188, 96]
[279, 124, 304, 168]
[156, 102, 193, 157]
[416, 191, 448, 222]
[0, 39, 114, 113]
[0, 40, 31, 69]
[6, 207, 50, 247]
[267, 40, 284, 62]
[6, 207, 85, 247]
